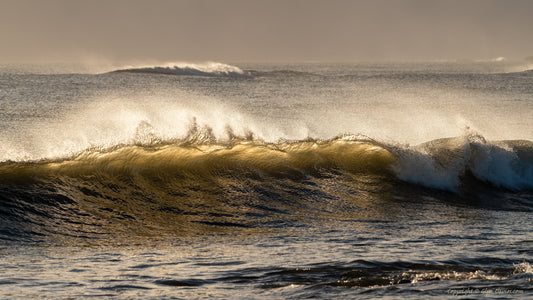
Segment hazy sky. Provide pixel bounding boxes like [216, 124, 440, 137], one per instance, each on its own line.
[1, 0, 532, 63]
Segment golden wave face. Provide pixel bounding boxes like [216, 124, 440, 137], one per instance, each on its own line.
[0, 138, 397, 182]
[0, 138, 400, 242]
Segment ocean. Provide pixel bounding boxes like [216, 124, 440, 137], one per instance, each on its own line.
[0, 62, 531, 299]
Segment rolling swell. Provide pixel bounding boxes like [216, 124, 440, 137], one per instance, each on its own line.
[1, 135, 532, 242]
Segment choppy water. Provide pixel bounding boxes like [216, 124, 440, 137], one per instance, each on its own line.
[0, 62, 532, 298]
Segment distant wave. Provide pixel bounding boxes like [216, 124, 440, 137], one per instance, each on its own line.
[108, 63, 326, 78]
[247, 70, 320, 77]
[502, 66, 533, 75]
[467, 56, 507, 63]
[490, 56, 506, 62]
[109, 62, 250, 77]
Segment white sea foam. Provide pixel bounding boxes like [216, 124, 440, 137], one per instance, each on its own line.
[391, 131, 533, 192]
[514, 262, 533, 274]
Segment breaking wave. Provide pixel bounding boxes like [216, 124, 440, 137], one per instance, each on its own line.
[1, 124, 532, 242]
[392, 133, 533, 192]
[109, 62, 249, 77]
[2, 128, 533, 193]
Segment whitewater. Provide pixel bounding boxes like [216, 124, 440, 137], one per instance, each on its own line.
[0, 61, 531, 299]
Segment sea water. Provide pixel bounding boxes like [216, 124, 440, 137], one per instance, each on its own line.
[0, 62, 531, 298]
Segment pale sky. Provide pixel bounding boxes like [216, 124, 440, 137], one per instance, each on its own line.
[1, 0, 532, 63]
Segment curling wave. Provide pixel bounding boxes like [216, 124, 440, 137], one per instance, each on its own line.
[1, 133, 533, 195]
[0, 136, 395, 180]
[1, 133, 532, 242]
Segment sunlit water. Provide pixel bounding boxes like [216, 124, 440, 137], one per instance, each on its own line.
[0, 62, 532, 298]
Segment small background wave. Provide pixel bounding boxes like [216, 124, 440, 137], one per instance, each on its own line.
[109, 62, 250, 77]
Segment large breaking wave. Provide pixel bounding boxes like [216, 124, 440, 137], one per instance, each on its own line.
[1, 129, 532, 242]
[2, 127, 531, 193]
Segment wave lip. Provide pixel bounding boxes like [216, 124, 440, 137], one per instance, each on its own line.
[109, 62, 250, 77]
